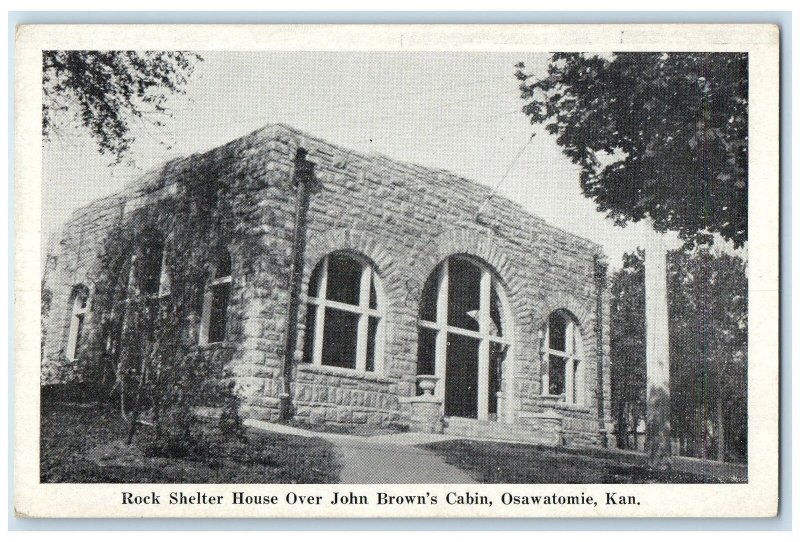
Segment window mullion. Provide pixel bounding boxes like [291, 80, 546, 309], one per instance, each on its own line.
[313, 298, 375, 315]
[566, 321, 575, 403]
[477, 268, 491, 420]
[542, 325, 550, 394]
[355, 264, 371, 372]
[66, 308, 80, 360]
[434, 260, 449, 399]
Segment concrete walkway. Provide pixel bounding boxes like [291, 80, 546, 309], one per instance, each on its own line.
[245, 420, 476, 483]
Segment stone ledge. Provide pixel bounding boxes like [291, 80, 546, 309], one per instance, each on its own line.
[518, 411, 564, 421]
[398, 395, 441, 405]
[551, 403, 593, 414]
[296, 363, 395, 384]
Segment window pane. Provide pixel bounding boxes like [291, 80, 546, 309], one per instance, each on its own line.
[208, 283, 231, 343]
[72, 315, 85, 360]
[444, 333, 480, 418]
[548, 312, 567, 351]
[489, 280, 503, 336]
[369, 273, 377, 309]
[321, 307, 359, 369]
[548, 354, 566, 395]
[366, 316, 379, 372]
[417, 326, 437, 376]
[215, 251, 232, 278]
[308, 260, 323, 297]
[301, 304, 316, 363]
[419, 266, 439, 322]
[140, 242, 164, 295]
[489, 341, 508, 414]
[326, 253, 362, 306]
[447, 258, 480, 331]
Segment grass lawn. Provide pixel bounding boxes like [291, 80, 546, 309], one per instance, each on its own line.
[422, 439, 730, 483]
[40, 402, 340, 483]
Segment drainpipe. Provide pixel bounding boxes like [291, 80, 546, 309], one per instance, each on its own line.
[593, 254, 609, 447]
[280, 148, 316, 420]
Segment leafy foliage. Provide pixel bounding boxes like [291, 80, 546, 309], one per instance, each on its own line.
[516, 53, 748, 248]
[42, 51, 202, 161]
[668, 249, 748, 462]
[610, 249, 647, 449]
[40, 403, 340, 483]
[73, 153, 255, 456]
[610, 248, 748, 461]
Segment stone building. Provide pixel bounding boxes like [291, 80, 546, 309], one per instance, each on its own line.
[42, 124, 612, 447]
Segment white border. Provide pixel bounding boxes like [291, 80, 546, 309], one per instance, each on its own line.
[14, 23, 780, 519]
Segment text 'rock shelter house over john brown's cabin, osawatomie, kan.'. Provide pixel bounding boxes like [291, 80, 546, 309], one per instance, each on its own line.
[42, 124, 613, 447]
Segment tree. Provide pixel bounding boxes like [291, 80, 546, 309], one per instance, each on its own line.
[609, 250, 647, 450]
[518, 53, 748, 467]
[78, 156, 254, 457]
[610, 248, 748, 463]
[43, 51, 202, 161]
[515, 53, 748, 248]
[668, 249, 748, 463]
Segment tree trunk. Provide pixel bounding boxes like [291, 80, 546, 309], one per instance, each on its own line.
[645, 239, 671, 468]
[616, 400, 627, 449]
[717, 389, 725, 462]
[126, 338, 150, 445]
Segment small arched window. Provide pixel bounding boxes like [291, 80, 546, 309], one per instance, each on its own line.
[200, 250, 232, 345]
[139, 238, 165, 296]
[543, 310, 583, 405]
[302, 253, 384, 373]
[65, 285, 89, 361]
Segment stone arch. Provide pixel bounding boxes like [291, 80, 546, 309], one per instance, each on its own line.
[303, 228, 408, 313]
[536, 290, 595, 334]
[413, 228, 531, 334]
[535, 291, 598, 391]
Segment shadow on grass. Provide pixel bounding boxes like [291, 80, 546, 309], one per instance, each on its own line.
[421, 439, 739, 484]
[40, 402, 340, 484]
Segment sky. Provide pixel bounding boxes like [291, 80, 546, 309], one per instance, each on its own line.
[42, 50, 734, 270]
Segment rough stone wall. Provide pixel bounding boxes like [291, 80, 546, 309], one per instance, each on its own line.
[42, 192, 126, 384]
[43, 123, 609, 439]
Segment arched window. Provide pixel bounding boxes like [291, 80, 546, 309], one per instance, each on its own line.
[543, 310, 583, 405]
[200, 250, 232, 345]
[139, 238, 165, 296]
[65, 285, 89, 361]
[417, 256, 512, 420]
[302, 252, 384, 373]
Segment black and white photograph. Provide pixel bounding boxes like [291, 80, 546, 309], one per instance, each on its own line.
[14, 23, 779, 518]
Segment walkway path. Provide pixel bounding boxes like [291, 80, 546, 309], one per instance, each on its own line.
[245, 420, 476, 483]
[245, 419, 747, 483]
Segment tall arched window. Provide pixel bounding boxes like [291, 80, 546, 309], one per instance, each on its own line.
[65, 285, 89, 361]
[417, 256, 512, 420]
[302, 252, 384, 373]
[200, 250, 232, 345]
[543, 310, 583, 405]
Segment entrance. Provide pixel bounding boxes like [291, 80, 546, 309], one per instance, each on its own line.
[444, 333, 479, 418]
[417, 256, 513, 421]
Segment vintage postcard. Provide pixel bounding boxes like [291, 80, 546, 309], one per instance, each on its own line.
[14, 23, 779, 518]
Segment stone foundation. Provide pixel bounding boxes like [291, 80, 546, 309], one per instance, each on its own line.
[291, 364, 401, 427]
